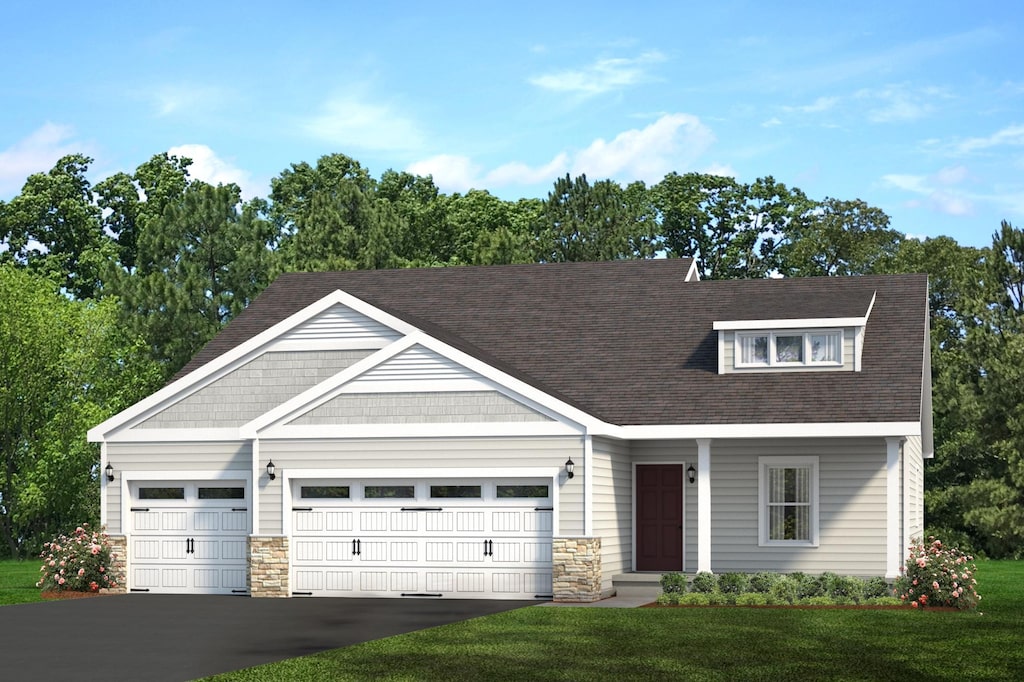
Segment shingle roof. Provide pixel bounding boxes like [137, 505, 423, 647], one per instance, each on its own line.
[174, 259, 928, 426]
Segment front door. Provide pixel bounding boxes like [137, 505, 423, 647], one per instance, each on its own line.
[636, 465, 683, 571]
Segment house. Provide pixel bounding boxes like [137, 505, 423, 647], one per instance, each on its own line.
[88, 259, 931, 601]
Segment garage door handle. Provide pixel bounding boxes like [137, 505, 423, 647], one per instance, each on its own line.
[352, 539, 361, 556]
[534, 507, 553, 511]
[130, 507, 150, 512]
[293, 507, 313, 512]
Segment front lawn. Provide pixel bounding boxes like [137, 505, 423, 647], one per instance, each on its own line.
[0, 559, 44, 605]
[207, 560, 1024, 681]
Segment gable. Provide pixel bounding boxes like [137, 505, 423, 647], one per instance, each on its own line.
[287, 390, 552, 425]
[279, 303, 402, 344]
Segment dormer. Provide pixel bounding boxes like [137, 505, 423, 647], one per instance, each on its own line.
[714, 291, 875, 374]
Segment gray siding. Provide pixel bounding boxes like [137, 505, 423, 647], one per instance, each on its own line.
[722, 327, 857, 374]
[591, 437, 632, 591]
[104, 441, 251, 534]
[137, 350, 373, 429]
[257, 437, 584, 536]
[905, 435, 924, 543]
[630, 441, 699, 573]
[289, 391, 551, 425]
[709, 438, 887, 575]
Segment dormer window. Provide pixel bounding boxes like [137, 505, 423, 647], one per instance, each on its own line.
[735, 330, 843, 368]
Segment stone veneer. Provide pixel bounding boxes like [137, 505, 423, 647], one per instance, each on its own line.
[249, 536, 289, 597]
[105, 534, 128, 594]
[552, 536, 602, 602]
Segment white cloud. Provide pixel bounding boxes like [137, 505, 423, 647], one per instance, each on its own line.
[571, 113, 715, 183]
[304, 95, 425, 153]
[0, 123, 84, 197]
[954, 124, 1024, 154]
[703, 163, 737, 178]
[167, 144, 261, 200]
[761, 117, 782, 128]
[407, 113, 718, 193]
[855, 84, 950, 123]
[151, 84, 227, 117]
[528, 51, 665, 95]
[783, 96, 839, 114]
[882, 167, 974, 216]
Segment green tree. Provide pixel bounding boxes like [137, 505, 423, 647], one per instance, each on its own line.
[0, 266, 159, 557]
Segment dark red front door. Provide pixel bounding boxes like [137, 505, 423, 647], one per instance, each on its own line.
[636, 464, 683, 571]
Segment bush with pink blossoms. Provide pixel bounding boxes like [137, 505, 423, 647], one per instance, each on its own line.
[894, 536, 980, 610]
[37, 525, 118, 593]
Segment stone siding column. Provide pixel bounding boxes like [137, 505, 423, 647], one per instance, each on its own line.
[105, 534, 128, 594]
[249, 536, 289, 598]
[552, 536, 602, 602]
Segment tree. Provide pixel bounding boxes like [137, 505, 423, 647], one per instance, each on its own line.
[0, 266, 159, 557]
[0, 154, 110, 299]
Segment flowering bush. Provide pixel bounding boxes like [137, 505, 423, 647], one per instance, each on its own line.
[37, 525, 118, 593]
[894, 537, 980, 610]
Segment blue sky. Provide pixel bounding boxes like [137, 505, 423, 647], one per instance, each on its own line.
[2, 0, 1022, 247]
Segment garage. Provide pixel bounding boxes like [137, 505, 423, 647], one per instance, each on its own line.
[290, 479, 553, 599]
[129, 481, 250, 594]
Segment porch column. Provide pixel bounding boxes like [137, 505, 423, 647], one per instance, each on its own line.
[696, 438, 712, 573]
[885, 437, 904, 579]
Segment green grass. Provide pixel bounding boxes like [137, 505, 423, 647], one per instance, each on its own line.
[207, 560, 1024, 682]
[0, 559, 44, 605]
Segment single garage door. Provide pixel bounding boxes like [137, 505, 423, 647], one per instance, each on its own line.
[129, 481, 250, 594]
[291, 479, 553, 599]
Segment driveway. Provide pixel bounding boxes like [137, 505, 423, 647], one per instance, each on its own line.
[0, 595, 539, 681]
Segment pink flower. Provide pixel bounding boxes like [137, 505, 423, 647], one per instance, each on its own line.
[932, 581, 940, 591]
[58, 577, 66, 585]
[48, 560, 55, 567]
[911, 601, 919, 608]
[91, 546, 100, 555]
[89, 581, 99, 592]
[916, 558, 927, 568]
[77, 568, 85, 577]
[99, 566, 105, 573]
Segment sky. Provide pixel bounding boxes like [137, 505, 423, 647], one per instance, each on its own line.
[1, 1, 1022, 248]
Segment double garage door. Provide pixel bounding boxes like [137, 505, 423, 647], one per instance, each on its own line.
[291, 479, 553, 599]
[128, 482, 249, 594]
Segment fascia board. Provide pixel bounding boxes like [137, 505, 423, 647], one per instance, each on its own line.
[257, 421, 582, 440]
[608, 421, 922, 440]
[713, 317, 867, 331]
[88, 289, 416, 442]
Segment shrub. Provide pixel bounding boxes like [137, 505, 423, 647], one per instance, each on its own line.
[865, 596, 903, 606]
[748, 571, 780, 593]
[706, 591, 731, 605]
[735, 593, 769, 606]
[689, 571, 718, 593]
[656, 592, 681, 605]
[894, 537, 980, 610]
[863, 576, 890, 599]
[830, 576, 866, 601]
[717, 572, 750, 594]
[799, 596, 836, 606]
[37, 525, 117, 593]
[770, 576, 800, 604]
[787, 572, 821, 599]
[678, 593, 711, 606]
[660, 572, 687, 594]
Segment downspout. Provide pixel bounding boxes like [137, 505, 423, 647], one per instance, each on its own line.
[696, 438, 712, 573]
[583, 434, 593, 536]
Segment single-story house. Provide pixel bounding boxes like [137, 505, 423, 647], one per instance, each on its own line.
[89, 259, 931, 601]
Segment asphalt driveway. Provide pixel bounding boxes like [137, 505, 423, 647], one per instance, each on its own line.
[0, 594, 539, 681]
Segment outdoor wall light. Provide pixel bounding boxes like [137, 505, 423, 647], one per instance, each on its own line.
[105, 463, 114, 482]
[266, 460, 276, 481]
[687, 464, 696, 484]
[565, 458, 575, 479]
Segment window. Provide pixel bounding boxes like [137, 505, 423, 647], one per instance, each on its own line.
[736, 331, 842, 368]
[138, 487, 185, 500]
[197, 487, 244, 499]
[364, 485, 415, 499]
[430, 485, 481, 498]
[301, 486, 350, 499]
[758, 457, 818, 546]
[496, 485, 550, 498]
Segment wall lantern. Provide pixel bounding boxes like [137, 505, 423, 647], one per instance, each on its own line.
[266, 460, 276, 481]
[105, 463, 114, 482]
[686, 464, 696, 484]
[565, 458, 575, 479]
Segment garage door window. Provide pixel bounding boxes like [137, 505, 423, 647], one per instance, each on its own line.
[430, 485, 482, 498]
[138, 487, 185, 500]
[197, 487, 244, 499]
[301, 485, 350, 499]
[497, 485, 549, 498]
[364, 485, 415, 499]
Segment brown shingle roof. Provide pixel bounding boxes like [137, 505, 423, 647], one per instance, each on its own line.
[174, 259, 927, 426]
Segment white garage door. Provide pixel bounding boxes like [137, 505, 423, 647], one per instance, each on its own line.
[290, 479, 553, 599]
[129, 482, 249, 594]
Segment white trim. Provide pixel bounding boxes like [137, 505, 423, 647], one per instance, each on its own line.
[696, 438, 711, 573]
[256, 422, 581, 440]
[717, 331, 725, 375]
[614, 421, 921, 440]
[122, 469, 254, 482]
[733, 329, 843, 369]
[252, 439, 261, 536]
[684, 258, 700, 282]
[885, 437, 904, 579]
[104, 428, 244, 443]
[335, 379, 493, 393]
[88, 289, 420, 442]
[757, 456, 819, 547]
[100, 442, 109, 529]
[583, 435, 593, 536]
[714, 317, 867, 331]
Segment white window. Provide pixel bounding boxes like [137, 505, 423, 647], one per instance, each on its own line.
[758, 456, 819, 547]
[735, 331, 842, 368]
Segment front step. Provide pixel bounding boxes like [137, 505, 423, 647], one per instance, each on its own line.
[611, 573, 665, 599]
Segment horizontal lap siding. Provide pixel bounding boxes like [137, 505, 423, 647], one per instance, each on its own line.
[710, 438, 887, 576]
[905, 435, 924, 543]
[630, 441, 698, 573]
[104, 442, 252, 534]
[289, 391, 551, 424]
[592, 437, 631, 590]
[258, 437, 584, 536]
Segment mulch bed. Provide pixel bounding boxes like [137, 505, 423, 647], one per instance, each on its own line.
[641, 602, 957, 611]
[40, 590, 111, 600]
